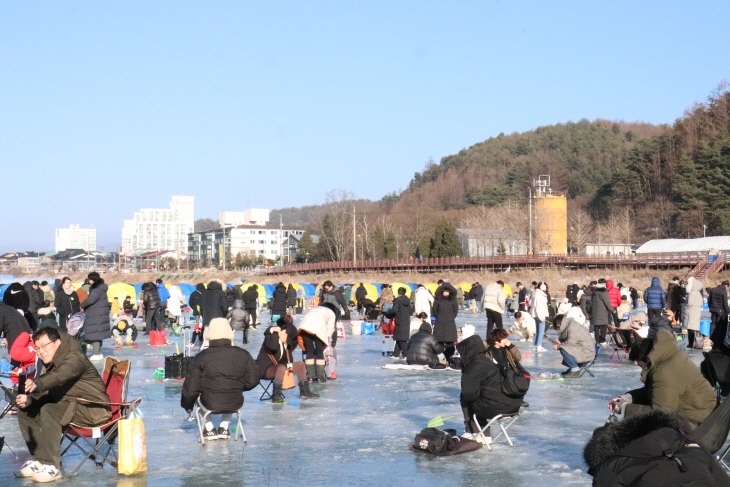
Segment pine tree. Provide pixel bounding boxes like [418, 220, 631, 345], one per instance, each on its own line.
[430, 218, 463, 257]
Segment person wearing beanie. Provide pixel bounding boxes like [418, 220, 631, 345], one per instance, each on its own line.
[181, 318, 259, 440]
[4, 282, 37, 332]
[79, 272, 111, 361]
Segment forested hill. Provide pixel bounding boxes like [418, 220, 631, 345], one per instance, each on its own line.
[396, 119, 665, 211]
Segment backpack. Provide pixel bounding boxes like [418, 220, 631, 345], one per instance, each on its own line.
[499, 365, 530, 398]
[413, 428, 457, 455]
[66, 312, 86, 338]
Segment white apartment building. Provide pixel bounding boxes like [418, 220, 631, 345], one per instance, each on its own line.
[219, 209, 270, 227]
[55, 224, 97, 252]
[122, 196, 194, 255]
[189, 225, 304, 264]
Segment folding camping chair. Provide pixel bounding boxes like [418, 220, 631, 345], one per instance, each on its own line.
[606, 325, 629, 360]
[0, 385, 16, 421]
[473, 413, 520, 451]
[60, 357, 142, 477]
[578, 360, 595, 378]
[258, 380, 284, 402]
[193, 397, 246, 445]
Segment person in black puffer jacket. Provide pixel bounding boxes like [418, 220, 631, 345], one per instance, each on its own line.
[584, 408, 730, 486]
[457, 335, 523, 442]
[271, 283, 287, 317]
[181, 318, 259, 439]
[189, 283, 205, 319]
[392, 287, 414, 358]
[0, 301, 32, 360]
[226, 300, 250, 343]
[141, 282, 162, 332]
[255, 316, 319, 401]
[406, 320, 443, 366]
[433, 282, 459, 359]
[4, 282, 37, 332]
[79, 272, 111, 360]
[202, 280, 229, 329]
[286, 284, 297, 313]
[242, 285, 260, 327]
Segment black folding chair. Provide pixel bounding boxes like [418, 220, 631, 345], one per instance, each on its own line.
[258, 380, 284, 402]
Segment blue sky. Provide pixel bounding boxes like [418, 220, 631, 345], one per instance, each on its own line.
[1, 1, 728, 252]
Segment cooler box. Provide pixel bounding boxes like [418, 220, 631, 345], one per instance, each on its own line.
[351, 320, 362, 335]
[381, 335, 394, 356]
[700, 320, 711, 336]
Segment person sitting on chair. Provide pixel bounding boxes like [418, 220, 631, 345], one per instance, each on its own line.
[607, 331, 716, 428]
[457, 334, 523, 445]
[255, 318, 319, 402]
[14, 327, 112, 483]
[406, 318, 443, 366]
[551, 314, 596, 378]
[181, 318, 259, 440]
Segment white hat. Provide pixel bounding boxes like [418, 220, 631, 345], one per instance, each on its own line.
[204, 318, 234, 344]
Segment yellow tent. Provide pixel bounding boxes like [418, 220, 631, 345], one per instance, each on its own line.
[390, 282, 412, 298]
[362, 283, 379, 302]
[503, 283, 513, 298]
[456, 282, 473, 293]
[107, 283, 135, 304]
[425, 283, 439, 295]
[240, 283, 266, 302]
[285, 283, 305, 297]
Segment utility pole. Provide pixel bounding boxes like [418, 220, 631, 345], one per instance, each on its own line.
[222, 228, 226, 271]
[279, 216, 283, 267]
[527, 188, 532, 255]
[353, 205, 357, 267]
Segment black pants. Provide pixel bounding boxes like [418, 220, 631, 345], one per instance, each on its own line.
[648, 308, 662, 321]
[145, 307, 163, 331]
[594, 324, 607, 344]
[302, 332, 325, 360]
[486, 309, 503, 336]
[519, 304, 527, 312]
[392, 340, 408, 357]
[611, 312, 620, 328]
[632, 298, 638, 309]
[711, 312, 727, 342]
[440, 342, 455, 360]
[247, 309, 257, 326]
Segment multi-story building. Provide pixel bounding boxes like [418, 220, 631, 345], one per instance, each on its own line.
[219, 209, 269, 227]
[121, 196, 194, 255]
[55, 224, 97, 252]
[188, 225, 305, 266]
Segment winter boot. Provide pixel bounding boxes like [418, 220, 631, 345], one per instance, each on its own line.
[271, 380, 284, 403]
[315, 362, 327, 383]
[305, 362, 316, 383]
[243, 327, 249, 345]
[299, 380, 320, 399]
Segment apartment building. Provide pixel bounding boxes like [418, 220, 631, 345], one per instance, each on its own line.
[55, 224, 97, 252]
[121, 196, 194, 255]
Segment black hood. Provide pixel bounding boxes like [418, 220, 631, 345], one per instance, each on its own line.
[456, 335, 486, 367]
[4, 283, 29, 311]
[584, 409, 693, 469]
[207, 281, 222, 291]
[90, 278, 105, 289]
[276, 284, 286, 292]
[419, 322, 432, 334]
[195, 283, 205, 292]
[141, 282, 156, 292]
[436, 283, 457, 302]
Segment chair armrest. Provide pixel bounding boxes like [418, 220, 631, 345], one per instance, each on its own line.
[76, 397, 142, 407]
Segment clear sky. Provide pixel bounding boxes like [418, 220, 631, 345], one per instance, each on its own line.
[1, 1, 728, 252]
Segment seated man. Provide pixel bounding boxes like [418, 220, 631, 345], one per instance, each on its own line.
[457, 334, 523, 445]
[647, 309, 676, 340]
[552, 314, 596, 378]
[14, 327, 112, 483]
[406, 319, 443, 366]
[608, 331, 717, 427]
[181, 318, 260, 440]
[510, 311, 536, 342]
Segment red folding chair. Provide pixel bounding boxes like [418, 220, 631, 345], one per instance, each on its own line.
[60, 357, 142, 477]
[606, 325, 629, 360]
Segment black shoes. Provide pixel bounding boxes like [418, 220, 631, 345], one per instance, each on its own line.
[299, 380, 320, 399]
[217, 426, 231, 439]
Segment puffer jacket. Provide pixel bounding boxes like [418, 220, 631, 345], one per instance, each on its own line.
[54, 287, 80, 330]
[189, 283, 205, 316]
[320, 287, 349, 315]
[648, 314, 675, 340]
[624, 331, 716, 425]
[485, 343, 527, 375]
[584, 409, 730, 486]
[406, 322, 443, 365]
[708, 285, 730, 315]
[579, 287, 593, 319]
[157, 282, 170, 304]
[590, 284, 615, 326]
[471, 284, 484, 302]
[271, 284, 287, 316]
[355, 285, 367, 302]
[530, 288, 549, 322]
[226, 300, 250, 329]
[482, 283, 506, 313]
[557, 316, 596, 364]
[255, 324, 298, 377]
[433, 283, 459, 343]
[286, 285, 297, 307]
[242, 286, 259, 310]
[457, 335, 524, 419]
[40, 284, 55, 305]
[79, 279, 111, 342]
[181, 339, 259, 413]
[606, 280, 621, 309]
[643, 277, 667, 310]
[24, 282, 42, 314]
[32, 331, 111, 427]
[0, 302, 32, 352]
[141, 282, 161, 312]
[393, 294, 414, 342]
[298, 306, 337, 346]
[202, 280, 229, 326]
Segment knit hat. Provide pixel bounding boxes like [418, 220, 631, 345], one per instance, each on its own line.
[204, 318, 234, 344]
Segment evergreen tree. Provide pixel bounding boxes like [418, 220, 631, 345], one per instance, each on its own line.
[430, 218, 463, 257]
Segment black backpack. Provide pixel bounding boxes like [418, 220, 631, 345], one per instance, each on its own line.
[499, 365, 530, 398]
[413, 428, 457, 455]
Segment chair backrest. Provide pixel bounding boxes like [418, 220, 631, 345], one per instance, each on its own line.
[102, 357, 131, 419]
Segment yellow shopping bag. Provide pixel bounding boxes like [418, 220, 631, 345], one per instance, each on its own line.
[117, 410, 147, 475]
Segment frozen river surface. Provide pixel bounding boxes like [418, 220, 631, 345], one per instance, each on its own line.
[0, 311, 707, 486]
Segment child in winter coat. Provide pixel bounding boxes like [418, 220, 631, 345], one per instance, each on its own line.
[111, 316, 138, 346]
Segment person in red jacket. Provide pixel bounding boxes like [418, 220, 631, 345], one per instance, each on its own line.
[606, 280, 621, 328]
[9, 332, 38, 384]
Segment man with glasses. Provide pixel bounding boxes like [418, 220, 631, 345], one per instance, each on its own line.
[13, 328, 111, 483]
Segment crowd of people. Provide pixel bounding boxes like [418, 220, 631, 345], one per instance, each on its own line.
[2, 273, 730, 484]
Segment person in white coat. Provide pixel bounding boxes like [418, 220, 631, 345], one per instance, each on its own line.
[482, 281, 506, 336]
[414, 285, 434, 319]
[531, 282, 550, 352]
[166, 285, 185, 324]
[298, 303, 339, 382]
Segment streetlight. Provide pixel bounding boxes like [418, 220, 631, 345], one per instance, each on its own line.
[703, 225, 707, 238]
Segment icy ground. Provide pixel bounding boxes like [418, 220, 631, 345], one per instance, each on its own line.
[0, 311, 711, 486]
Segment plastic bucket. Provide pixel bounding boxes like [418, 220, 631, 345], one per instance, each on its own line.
[153, 368, 164, 380]
[351, 320, 362, 335]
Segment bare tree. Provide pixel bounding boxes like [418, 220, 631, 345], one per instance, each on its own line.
[569, 208, 594, 254]
[313, 190, 355, 261]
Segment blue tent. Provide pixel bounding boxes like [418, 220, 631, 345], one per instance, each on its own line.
[299, 284, 316, 299]
[0, 284, 9, 301]
[133, 283, 143, 302]
[406, 284, 418, 292]
[261, 284, 275, 300]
